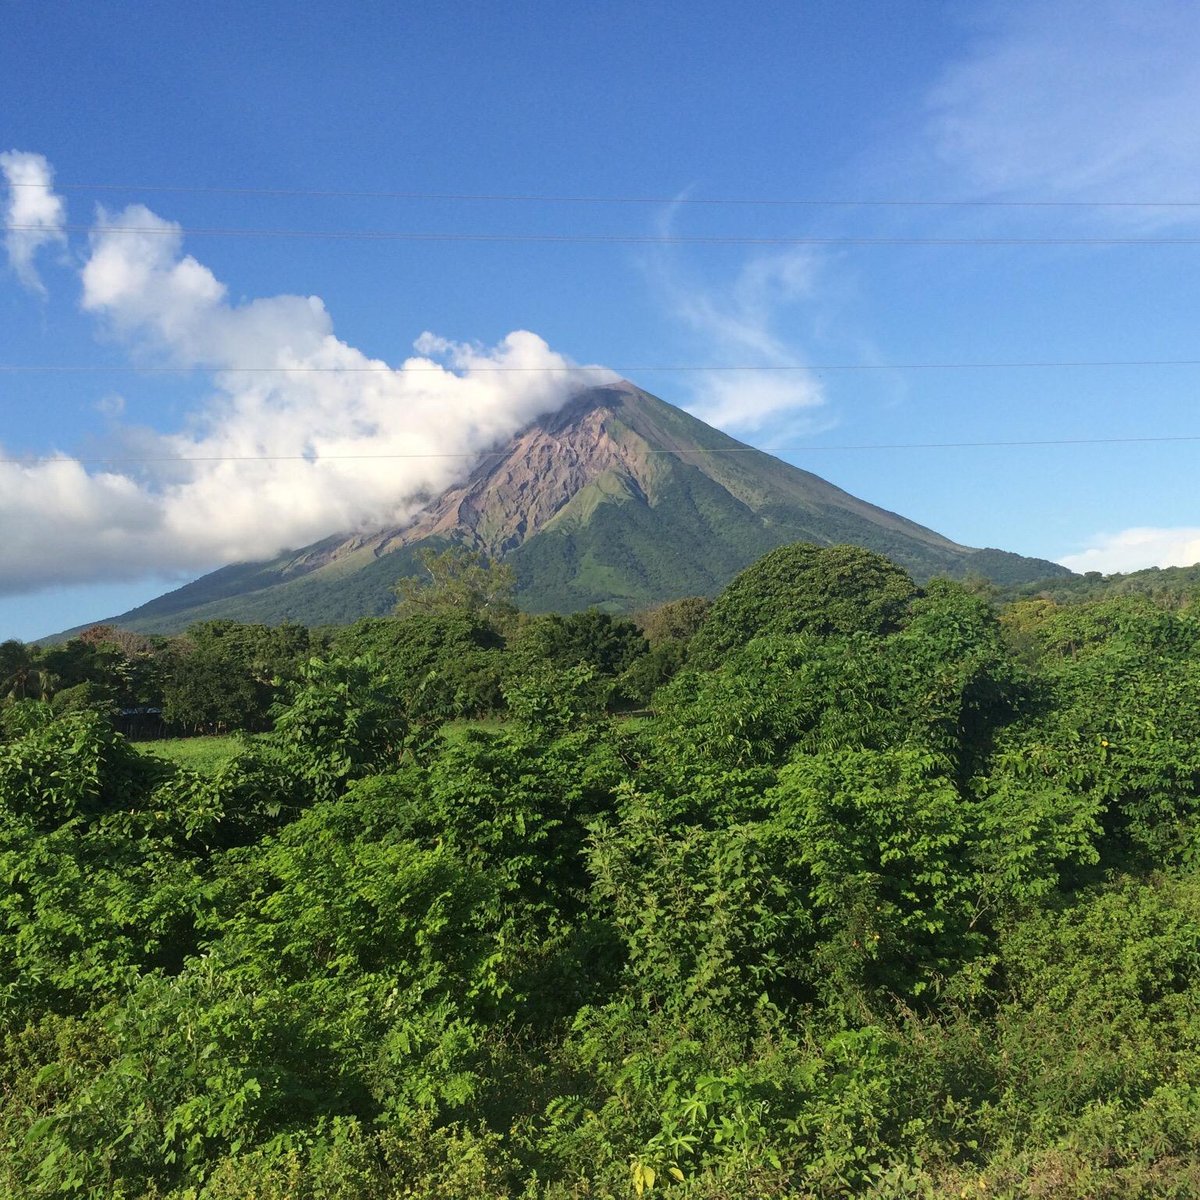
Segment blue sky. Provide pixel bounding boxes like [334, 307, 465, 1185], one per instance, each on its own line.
[3, 0, 1200, 639]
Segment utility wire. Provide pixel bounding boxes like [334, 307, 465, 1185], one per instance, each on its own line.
[11, 223, 1200, 246]
[6, 433, 1200, 467]
[9, 181, 1200, 209]
[4, 359, 1200, 374]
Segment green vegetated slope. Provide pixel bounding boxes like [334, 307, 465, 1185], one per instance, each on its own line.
[87, 384, 1068, 635]
[999, 559, 1200, 602]
[4, 545, 1200, 1198]
[103, 542, 431, 635]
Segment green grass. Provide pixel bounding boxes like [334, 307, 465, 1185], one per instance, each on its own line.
[440, 717, 508, 745]
[140, 718, 640, 769]
[138, 735, 244, 773]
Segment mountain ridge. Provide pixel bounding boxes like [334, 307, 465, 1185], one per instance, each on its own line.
[76, 382, 1071, 634]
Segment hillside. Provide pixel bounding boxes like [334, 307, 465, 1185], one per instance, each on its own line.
[995, 560, 1200, 605]
[95, 382, 1070, 633]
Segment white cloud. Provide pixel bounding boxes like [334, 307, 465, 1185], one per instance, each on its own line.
[0, 150, 67, 293]
[648, 208, 826, 433]
[927, 1, 1200, 207]
[682, 371, 823, 433]
[676, 251, 825, 432]
[672, 250, 817, 360]
[0, 196, 614, 595]
[1060, 526, 1200, 574]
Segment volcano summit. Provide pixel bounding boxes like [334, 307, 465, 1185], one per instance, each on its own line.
[94, 382, 1069, 633]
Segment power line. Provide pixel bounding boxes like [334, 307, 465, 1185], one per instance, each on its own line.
[6, 433, 1200, 467]
[4, 358, 1200, 375]
[9, 181, 1200, 209]
[11, 222, 1200, 247]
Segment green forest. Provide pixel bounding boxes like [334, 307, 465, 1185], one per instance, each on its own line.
[2, 543, 1199, 1198]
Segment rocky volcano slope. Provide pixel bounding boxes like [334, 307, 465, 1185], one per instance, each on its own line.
[92, 382, 1070, 633]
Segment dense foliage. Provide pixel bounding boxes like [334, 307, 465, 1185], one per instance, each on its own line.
[3, 544, 1200, 1197]
[687, 543, 918, 667]
[20, 553, 670, 735]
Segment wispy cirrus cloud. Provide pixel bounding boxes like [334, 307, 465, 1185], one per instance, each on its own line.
[0, 150, 67, 293]
[926, 1, 1200, 209]
[646, 200, 827, 434]
[922, 2, 1200, 577]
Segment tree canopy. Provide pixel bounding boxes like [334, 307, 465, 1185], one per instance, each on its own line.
[394, 544, 517, 623]
[688, 542, 918, 667]
[3, 545, 1200, 1196]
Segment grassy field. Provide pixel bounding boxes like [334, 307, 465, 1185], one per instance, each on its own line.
[439, 717, 509, 745]
[138, 735, 244, 773]
[137, 715, 647, 771]
[139, 726, 496, 771]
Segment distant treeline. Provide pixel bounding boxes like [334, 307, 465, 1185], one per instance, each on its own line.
[8, 548, 1197, 740]
[995, 559, 1200, 605]
[2, 543, 1200, 1196]
[3, 547, 712, 737]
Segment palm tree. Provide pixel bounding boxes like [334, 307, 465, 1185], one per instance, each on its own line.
[0, 640, 57, 702]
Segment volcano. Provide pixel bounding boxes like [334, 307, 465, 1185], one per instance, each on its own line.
[95, 382, 1069, 633]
